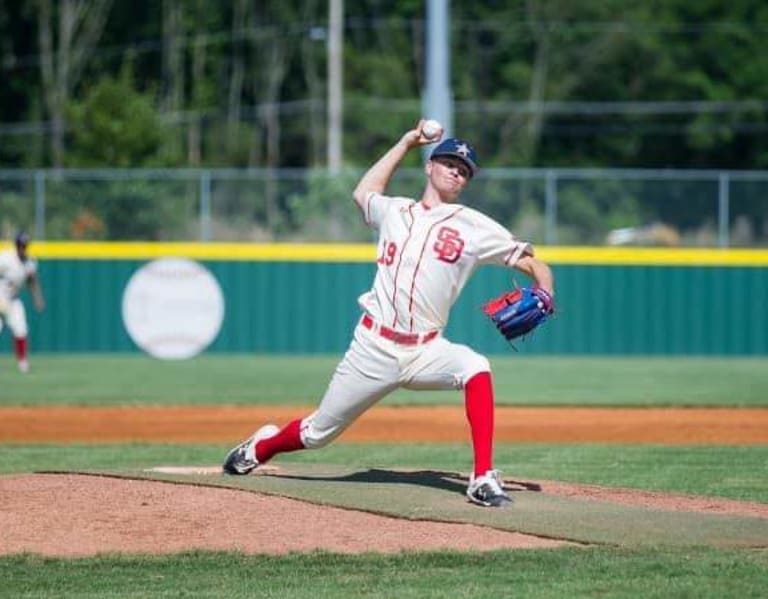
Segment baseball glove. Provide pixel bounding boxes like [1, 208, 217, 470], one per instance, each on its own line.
[482, 286, 554, 343]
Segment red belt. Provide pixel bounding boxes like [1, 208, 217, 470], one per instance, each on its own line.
[361, 314, 439, 346]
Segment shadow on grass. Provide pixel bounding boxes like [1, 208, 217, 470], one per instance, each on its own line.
[276, 467, 543, 495]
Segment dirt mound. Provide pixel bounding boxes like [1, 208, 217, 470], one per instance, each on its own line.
[2, 472, 765, 557]
[0, 474, 569, 557]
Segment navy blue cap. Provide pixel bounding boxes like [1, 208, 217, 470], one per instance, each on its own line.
[430, 138, 479, 177]
[15, 231, 30, 246]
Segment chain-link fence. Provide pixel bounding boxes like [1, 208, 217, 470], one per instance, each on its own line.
[0, 167, 766, 246]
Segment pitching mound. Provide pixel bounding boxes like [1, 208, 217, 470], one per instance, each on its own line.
[128, 463, 768, 547]
[0, 473, 568, 557]
[3, 463, 762, 556]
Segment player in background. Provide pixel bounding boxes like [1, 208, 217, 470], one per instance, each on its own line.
[224, 120, 555, 507]
[0, 231, 46, 373]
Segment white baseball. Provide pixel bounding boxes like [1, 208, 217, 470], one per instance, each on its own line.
[421, 119, 442, 140]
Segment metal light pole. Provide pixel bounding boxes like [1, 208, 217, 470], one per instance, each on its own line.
[423, 0, 453, 160]
[327, 0, 343, 173]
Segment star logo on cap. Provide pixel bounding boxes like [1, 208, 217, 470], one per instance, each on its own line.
[455, 142, 471, 157]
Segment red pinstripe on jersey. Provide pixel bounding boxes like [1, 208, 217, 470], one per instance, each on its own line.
[389, 203, 416, 327]
[406, 206, 464, 331]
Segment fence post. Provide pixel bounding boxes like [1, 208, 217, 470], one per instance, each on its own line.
[200, 170, 212, 241]
[718, 172, 730, 248]
[545, 169, 558, 244]
[34, 170, 45, 239]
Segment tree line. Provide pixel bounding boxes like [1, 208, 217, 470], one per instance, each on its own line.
[1, 0, 767, 172]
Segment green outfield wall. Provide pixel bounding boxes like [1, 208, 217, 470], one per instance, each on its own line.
[5, 243, 768, 355]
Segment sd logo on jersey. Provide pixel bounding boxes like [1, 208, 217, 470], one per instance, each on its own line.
[434, 226, 465, 263]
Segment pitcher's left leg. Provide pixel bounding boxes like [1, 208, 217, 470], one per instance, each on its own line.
[402, 338, 494, 475]
[403, 339, 511, 506]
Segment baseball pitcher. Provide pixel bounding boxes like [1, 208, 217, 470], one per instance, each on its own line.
[224, 121, 555, 507]
[0, 232, 45, 373]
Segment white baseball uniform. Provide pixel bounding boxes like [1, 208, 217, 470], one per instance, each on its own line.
[0, 248, 37, 337]
[300, 191, 533, 448]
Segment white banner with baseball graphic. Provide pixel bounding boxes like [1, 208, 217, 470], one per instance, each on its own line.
[122, 257, 224, 360]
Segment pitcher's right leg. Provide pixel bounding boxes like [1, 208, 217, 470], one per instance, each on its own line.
[295, 357, 397, 451]
[225, 324, 399, 473]
[253, 356, 396, 464]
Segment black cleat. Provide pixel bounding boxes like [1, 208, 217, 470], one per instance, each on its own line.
[222, 424, 279, 475]
[466, 470, 513, 507]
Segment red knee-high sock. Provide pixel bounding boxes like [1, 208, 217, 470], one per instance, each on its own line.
[14, 337, 27, 362]
[255, 419, 305, 464]
[465, 371, 495, 477]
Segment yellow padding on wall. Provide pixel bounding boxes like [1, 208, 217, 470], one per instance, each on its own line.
[2, 241, 768, 266]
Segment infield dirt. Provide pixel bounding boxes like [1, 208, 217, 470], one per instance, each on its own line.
[2, 405, 767, 444]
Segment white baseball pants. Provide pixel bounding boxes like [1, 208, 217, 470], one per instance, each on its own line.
[300, 319, 490, 449]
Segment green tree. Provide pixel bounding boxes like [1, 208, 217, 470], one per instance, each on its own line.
[55, 70, 190, 240]
[66, 70, 163, 167]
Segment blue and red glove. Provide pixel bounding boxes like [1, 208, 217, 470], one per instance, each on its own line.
[482, 286, 554, 342]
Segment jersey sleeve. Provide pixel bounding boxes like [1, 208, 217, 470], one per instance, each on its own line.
[474, 215, 533, 267]
[361, 192, 413, 231]
[0, 252, 12, 280]
[25, 259, 38, 278]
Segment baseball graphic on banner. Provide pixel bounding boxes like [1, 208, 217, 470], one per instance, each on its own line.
[122, 257, 225, 360]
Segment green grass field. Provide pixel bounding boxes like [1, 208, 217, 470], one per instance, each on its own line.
[1, 354, 767, 598]
[3, 443, 767, 502]
[1, 354, 766, 406]
[3, 549, 767, 599]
